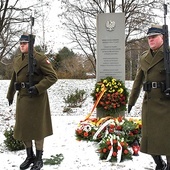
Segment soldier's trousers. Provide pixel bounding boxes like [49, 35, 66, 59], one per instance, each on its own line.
[23, 139, 44, 150]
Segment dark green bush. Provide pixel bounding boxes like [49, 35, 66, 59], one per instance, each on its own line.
[44, 154, 64, 165]
[4, 126, 25, 151]
[64, 89, 87, 108]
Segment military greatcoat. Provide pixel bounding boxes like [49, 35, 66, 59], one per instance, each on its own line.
[7, 50, 58, 141]
[128, 46, 170, 155]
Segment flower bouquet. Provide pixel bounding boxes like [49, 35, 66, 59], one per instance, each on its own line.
[75, 116, 142, 162]
[93, 116, 142, 146]
[91, 76, 129, 115]
[97, 133, 132, 162]
[75, 118, 98, 141]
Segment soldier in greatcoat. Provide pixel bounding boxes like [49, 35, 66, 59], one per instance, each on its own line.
[6, 34, 58, 170]
[128, 25, 170, 170]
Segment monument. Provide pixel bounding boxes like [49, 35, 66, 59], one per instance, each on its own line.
[96, 13, 125, 118]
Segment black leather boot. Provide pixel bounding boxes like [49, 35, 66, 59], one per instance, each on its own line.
[20, 147, 36, 170]
[152, 155, 167, 170]
[30, 150, 43, 170]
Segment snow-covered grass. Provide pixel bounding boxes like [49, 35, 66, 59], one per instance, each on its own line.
[0, 79, 158, 170]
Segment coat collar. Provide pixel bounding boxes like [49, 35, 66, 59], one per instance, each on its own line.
[144, 46, 164, 69]
[14, 53, 29, 74]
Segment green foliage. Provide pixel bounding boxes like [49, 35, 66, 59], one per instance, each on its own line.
[4, 126, 25, 151]
[44, 154, 64, 165]
[58, 47, 75, 59]
[64, 89, 87, 108]
[35, 45, 47, 53]
[54, 47, 75, 71]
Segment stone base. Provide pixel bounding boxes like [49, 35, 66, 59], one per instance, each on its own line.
[96, 108, 125, 118]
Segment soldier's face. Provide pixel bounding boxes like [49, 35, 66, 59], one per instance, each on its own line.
[148, 34, 163, 51]
[20, 42, 29, 53]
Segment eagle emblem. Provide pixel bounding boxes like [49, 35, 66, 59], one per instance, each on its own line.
[105, 20, 116, 31]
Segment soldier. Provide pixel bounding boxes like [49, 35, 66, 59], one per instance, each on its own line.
[128, 25, 170, 170]
[6, 33, 58, 170]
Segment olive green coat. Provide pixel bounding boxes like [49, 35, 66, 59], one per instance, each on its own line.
[128, 46, 170, 155]
[7, 50, 58, 141]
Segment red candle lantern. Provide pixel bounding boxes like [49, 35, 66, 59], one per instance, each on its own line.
[132, 140, 140, 156]
[132, 145, 140, 156]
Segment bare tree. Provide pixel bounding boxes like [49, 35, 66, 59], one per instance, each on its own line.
[60, 0, 164, 72]
[0, 0, 50, 64]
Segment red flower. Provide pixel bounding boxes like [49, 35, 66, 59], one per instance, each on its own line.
[116, 126, 122, 130]
[113, 139, 117, 144]
[112, 152, 117, 157]
[117, 146, 121, 150]
[117, 116, 123, 122]
[108, 145, 112, 150]
[84, 132, 88, 137]
[124, 149, 128, 154]
[106, 140, 111, 145]
[76, 129, 83, 134]
[129, 132, 134, 136]
[109, 124, 115, 129]
[108, 128, 114, 133]
[103, 148, 107, 153]
[133, 129, 138, 134]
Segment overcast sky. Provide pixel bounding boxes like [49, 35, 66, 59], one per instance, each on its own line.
[16, 0, 170, 54]
[33, 0, 170, 54]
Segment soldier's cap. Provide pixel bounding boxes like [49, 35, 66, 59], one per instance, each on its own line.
[19, 33, 35, 44]
[19, 34, 29, 42]
[147, 25, 164, 37]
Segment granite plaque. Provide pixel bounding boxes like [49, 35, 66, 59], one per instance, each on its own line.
[96, 13, 125, 82]
[96, 13, 125, 118]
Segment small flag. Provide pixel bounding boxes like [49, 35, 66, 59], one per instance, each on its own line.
[46, 59, 50, 64]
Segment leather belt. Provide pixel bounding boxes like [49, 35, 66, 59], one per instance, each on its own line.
[143, 81, 165, 92]
[151, 82, 161, 88]
[14, 82, 30, 90]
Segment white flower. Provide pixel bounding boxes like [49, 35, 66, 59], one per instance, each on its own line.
[121, 138, 124, 142]
[83, 125, 92, 132]
[109, 120, 115, 125]
[116, 119, 125, 126]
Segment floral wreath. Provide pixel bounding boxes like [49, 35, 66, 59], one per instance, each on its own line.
[75, 116, 142, 162]
[91, 76, 129, 114]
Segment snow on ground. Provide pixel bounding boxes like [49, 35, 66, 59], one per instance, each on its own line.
[0, 79, 160, 170]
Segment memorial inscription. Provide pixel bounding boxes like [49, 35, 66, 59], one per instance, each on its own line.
[97, 13, 125, 82]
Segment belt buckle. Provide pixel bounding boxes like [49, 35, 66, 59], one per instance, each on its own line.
[152, 82, 157, 88]
[21, 82, 26, 88]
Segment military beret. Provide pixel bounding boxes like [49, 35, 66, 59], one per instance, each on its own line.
[147, 25, 164, 37]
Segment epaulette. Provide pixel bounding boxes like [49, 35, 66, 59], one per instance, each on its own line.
[140, 50, 148, 58]
[15, 54, 21, 58]
[141, 50, 148, 56]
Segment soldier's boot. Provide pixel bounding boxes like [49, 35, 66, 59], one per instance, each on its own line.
[20, 147, 36, 170]
[151, 155, 166, 170]
[30, 150, 43, 170]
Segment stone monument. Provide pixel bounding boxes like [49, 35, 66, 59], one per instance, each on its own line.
[96, 13, 125, 118]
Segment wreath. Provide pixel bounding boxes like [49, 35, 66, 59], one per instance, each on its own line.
[91, 76, 129, 115]
[75, 116, 142, 162]
[97, 134, 132, 162]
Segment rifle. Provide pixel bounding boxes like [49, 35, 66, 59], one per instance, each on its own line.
[28, 14, 36, 89]
[163, 3, 170, 96]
